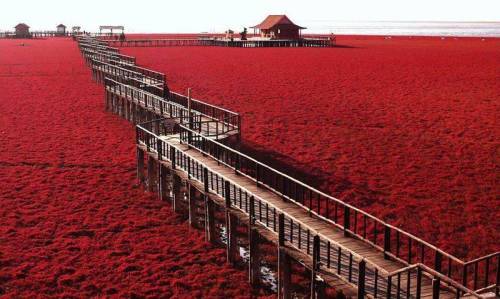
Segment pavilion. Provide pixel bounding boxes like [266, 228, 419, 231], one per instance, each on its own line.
[251, 15, 306, 40]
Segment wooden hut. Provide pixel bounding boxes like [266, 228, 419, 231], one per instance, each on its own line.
[14, 23, 30, 38]
[56, 24, 66, 35]
[251, 15, 305, 40]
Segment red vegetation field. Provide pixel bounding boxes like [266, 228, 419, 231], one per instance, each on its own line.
[0, 38, 258, 297]
[122, 36, 500, 260]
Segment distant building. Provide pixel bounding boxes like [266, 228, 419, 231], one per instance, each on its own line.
[72, 26, 81, 34]
[251, 15, 306, 40]
[99, 25, 124, 35]
[56, 24, 66, 35]
[15, 23, 30, 38]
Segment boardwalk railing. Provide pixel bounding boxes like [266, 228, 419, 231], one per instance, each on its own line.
[106, 38, 334, 48]
[169, 91, 241, 133]
[136, 119, 494, 299]
[140, 118, 499, 296]
[105, 79, 240, 139]
[80, 47, 136, 65]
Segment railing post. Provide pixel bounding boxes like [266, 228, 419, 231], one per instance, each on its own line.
[432, 278, 440, 299]
[203, 167, 209, 193]
[311, 235, 321, 299]
[416, 267, 422, 299]
[343, 206, 350, 237]
[434, 251, 442, 273]
[225, 181, 236, 264]
[358, 259, 366, 299]
[384, 226, 391, 259]
[278, 213, 291, 299]
[387, 275, 392, 299]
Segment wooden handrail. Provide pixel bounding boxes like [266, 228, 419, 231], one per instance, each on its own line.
[387, 263, 486, 298]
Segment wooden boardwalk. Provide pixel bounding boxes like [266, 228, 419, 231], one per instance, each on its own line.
[76, 35, 499, 299]
[105, 38, 334, 48]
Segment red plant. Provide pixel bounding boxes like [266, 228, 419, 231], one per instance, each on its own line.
[122, 35, 500, 260]
[0, 38, 261, 297]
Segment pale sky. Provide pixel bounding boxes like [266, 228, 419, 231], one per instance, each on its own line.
[1, 0, 499, 33]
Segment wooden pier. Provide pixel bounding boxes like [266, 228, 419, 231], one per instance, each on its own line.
[105, 38, 334, 48]
[76, 35, 499, 299]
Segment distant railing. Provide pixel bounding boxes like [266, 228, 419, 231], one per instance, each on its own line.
[105, 78, 240, 138]
[80, 48, 136, 66]
[168, 91, 240, 133]
[105, 38, 334, 48]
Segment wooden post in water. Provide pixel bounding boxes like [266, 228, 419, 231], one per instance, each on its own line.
[311, 235, 321, 299]
[204, 168, 216, 242]
[158, 163, 169, 201]
[248, 196, 260, 285]
[188, 184, 197, 227]
[147, 155, 156, 192]
[278, 213, 291, 299]
[225, 181, 237, 264]
[172, 174, 182, 212]
[136, 147, 144, 184]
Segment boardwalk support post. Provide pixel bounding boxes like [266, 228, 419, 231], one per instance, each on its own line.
[172, 175, 182, 212]
[188, 184, 197, 227]
[248, 196, 260, 286]
[137, 147, 144, 184]
[278, 213, 291, 299]
[147, 155, 156, 192]
[158, 164, 169, 201]
[249, 228, 260, 285]
[225, 181, 237, 264]
[202, 167, 215, 242]
[311, 235, 321, 299]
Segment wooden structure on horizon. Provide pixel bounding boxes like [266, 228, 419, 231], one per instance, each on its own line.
[56, 24, 66, 35]
[99, 25, 124, 36]
[76, 35, 499, 299]
[14, 23, 30, 38]
[251, 15, 306, 40]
